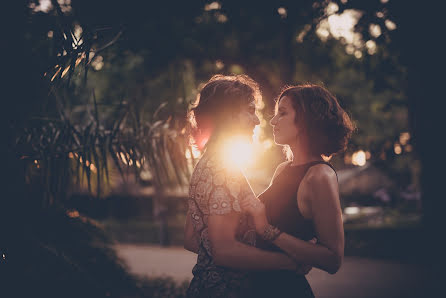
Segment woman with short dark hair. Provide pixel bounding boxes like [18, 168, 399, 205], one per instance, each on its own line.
[242, 84, 354, 297]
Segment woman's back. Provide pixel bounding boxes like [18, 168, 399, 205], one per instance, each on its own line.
[186, 152, 257, 298]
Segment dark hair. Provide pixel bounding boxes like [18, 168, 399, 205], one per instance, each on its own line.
[277, 84, 354, 157]
[188, 74, 261, 150]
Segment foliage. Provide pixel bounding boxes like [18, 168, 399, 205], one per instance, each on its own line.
[13, 1, 195, 207]
[16, 92, 191, 205]
[2, 205, 192, 298]
[19, 0, 417, 191]
[2, 206, 142, 298]
[3, 2, 194, 296]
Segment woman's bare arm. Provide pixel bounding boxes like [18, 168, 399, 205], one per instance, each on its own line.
[269, 165, 344, 274]
[243, 164, 343, 274]
[185, 206, 313, 272]
[208, 211, 297, 271]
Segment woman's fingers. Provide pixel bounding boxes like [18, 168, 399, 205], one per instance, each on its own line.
[309, 237, 317, 244]
[240, 199, 251, 208]
[240, 196, 260, 210]
[240, 200, 254, 213]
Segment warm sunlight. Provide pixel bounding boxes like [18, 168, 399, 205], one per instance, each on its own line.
[316, 7, 366, 57]
[221, 136, 255, 169]
[185, 146, 201, 159]
[317, 9, 362, 44]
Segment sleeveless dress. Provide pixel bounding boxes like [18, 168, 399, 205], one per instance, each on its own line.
[186, 153, 257, 298]
[248, 160, 337, 298]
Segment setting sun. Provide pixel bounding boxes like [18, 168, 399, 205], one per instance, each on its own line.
[221, 136, 255, 169]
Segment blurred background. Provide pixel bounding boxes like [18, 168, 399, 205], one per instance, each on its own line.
[2, 0, 441, 297]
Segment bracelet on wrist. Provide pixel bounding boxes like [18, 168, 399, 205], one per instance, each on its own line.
[261, 224, 282, 242]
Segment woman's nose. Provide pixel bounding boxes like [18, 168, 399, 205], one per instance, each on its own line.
[270, 115, 277, 126]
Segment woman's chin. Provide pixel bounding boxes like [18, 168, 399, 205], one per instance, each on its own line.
[273, 136, 285, 146]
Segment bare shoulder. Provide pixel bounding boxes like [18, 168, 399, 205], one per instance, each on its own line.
[298, 164, 340, 221]
[303, 163, 337, 186]
[299, 163, 338, 203]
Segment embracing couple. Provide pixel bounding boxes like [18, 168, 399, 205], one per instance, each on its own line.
[184, 74, 354, 298]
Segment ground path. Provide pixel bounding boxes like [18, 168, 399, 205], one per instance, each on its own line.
[115, 244, 425, 298]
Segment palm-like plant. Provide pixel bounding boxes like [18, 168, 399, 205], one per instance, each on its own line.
[2, 3, 195, 292]
[16, 0, 195, 244]
[17, 96, 192, 201]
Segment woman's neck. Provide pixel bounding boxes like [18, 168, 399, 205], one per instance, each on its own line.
[289, 143, 322, 166]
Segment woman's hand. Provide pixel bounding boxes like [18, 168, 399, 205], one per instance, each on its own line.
[241, 195, 269, 235]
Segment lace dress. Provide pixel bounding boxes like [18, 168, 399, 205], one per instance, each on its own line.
[186, 153, 257, 298]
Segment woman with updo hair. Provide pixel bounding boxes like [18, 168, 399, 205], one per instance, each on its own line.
[184, 75, 315, 298]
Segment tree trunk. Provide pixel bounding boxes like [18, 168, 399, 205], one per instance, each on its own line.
[399, 2, 444, 294]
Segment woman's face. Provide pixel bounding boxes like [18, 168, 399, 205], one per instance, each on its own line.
[235, 101, 260, 136]
[270, 96, 299, 146]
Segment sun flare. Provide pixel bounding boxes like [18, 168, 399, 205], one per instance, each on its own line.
[221, 136, 255, 169]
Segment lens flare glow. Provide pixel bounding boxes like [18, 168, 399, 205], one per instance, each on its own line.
[352, 150, 366, 166]
[344, 206, 360, 215]
[221, 136, 255, 169]
[185, 146, 201, 159]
